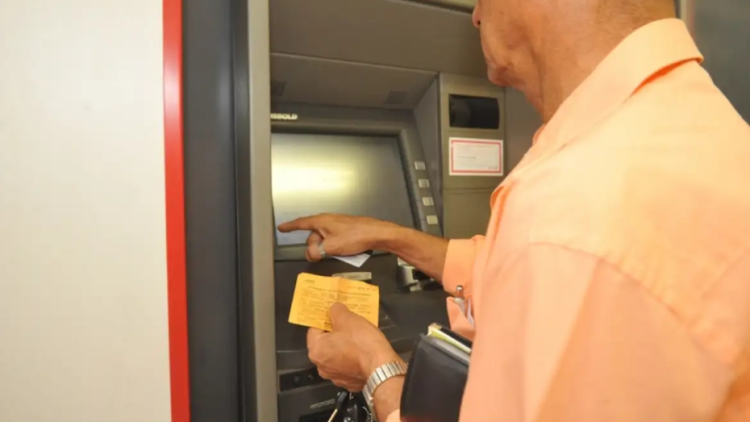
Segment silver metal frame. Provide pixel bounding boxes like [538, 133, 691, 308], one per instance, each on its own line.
[247, 0, 277, 421]
[678, 0, 695, 33]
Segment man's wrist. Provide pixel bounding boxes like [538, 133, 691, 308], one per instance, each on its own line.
[371, 375, 405, 421]
[362, 359, 408, 420]
[362, 349, 403, 378]
[371, 223, 409, 253]
[365, 365, 406, 421]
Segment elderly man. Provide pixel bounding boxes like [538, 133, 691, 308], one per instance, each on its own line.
[278, 0, 750, 421]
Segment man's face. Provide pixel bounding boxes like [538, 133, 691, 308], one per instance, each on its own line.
[472, 0, 535, 88]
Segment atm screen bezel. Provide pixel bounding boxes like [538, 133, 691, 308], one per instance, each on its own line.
[270, 111, 442, 262]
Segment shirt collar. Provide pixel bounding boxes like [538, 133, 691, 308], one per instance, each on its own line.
[538, 18, 703, 150]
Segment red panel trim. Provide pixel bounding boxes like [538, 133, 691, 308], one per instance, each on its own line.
[163, 0, 191, 420]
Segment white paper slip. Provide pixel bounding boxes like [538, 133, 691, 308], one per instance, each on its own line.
[332, 251, 373, 268]
[427, 324, 472, 356]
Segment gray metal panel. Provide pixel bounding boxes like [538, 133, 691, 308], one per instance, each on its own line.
[413, 80, 443, 221]
[240, 0, 277, 420]
[184, 0, 240, 420]
[435, 74, 507, 239]
[438, 73, 507, 191]
[269, 0, 485, 77]
[504, 88, 541, 176]
[270, 53, 437, 110]
[674, 0, 688, 19]
[676, 0, 693, 25]
[693, 0, 750, 122]
[443, 190, 493, 238]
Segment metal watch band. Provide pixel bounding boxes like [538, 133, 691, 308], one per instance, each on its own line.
[362, 361, 408, 411]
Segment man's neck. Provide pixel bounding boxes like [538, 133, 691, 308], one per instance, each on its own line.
[527, 7, 676, 122]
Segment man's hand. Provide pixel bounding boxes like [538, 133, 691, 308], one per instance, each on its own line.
[278, 214, 397, 261]
[307, 303, 401, 392]
[278, 213, 451, 281]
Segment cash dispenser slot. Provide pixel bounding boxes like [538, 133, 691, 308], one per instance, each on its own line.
[449, 94, 501, 129]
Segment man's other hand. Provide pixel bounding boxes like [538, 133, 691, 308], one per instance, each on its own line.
[307, 303, 401, 392]
[277, 213, 397, 261]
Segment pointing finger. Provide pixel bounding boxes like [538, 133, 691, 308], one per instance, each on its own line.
[278, 216, 314, 233]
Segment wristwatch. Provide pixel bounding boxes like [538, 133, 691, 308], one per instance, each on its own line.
[363, 361, 408, 416]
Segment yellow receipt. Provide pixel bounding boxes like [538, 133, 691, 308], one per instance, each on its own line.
[288, 273, 379, 331]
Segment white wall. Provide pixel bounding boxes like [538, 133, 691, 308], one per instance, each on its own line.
[0, 1, 172, 421]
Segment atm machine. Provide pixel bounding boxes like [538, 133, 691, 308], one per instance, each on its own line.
[186, 0, 534, 421]
[178, 0, 539, 418]
[230, 0, 541, 421]
[234, 1, 539, 421]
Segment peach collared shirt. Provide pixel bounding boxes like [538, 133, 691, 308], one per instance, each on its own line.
[388, 19, 750, 422]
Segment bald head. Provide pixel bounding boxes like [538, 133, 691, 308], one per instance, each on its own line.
[472, 0, 677, 120]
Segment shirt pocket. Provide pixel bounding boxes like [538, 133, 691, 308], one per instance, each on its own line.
[446, 297, 475, 341]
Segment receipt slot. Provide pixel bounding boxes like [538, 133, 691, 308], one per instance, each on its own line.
[449, 94, 500, 129]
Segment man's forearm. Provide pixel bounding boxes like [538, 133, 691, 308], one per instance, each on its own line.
[374, 225, 449, 282]
[371, 375, 405, 422]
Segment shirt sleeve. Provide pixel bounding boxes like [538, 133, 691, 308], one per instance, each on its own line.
[458, 243, 735, 422]
[441, 236, 485, 295]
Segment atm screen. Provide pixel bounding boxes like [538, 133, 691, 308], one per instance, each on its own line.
[272, 133, 416, 246]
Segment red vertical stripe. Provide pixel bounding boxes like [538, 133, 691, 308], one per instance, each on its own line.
[163, 0, 190, 420]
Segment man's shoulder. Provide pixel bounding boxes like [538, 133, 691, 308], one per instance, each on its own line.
[532, 59, 750, 247]
[626, 60, 750, 149]
[523, 97, 750, 317]
[507, 62, 750, 372]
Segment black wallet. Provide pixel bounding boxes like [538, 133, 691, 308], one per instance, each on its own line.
[399, 326, 471, 422]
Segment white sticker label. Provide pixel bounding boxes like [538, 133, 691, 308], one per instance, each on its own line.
[422, 197, 434, 206]
[426, 215, 439, 225]
[414, 161, 426, 171]
[449, 138, 504, 177]
[270, 113, 299, 121]
[418, 178, 430, 188]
